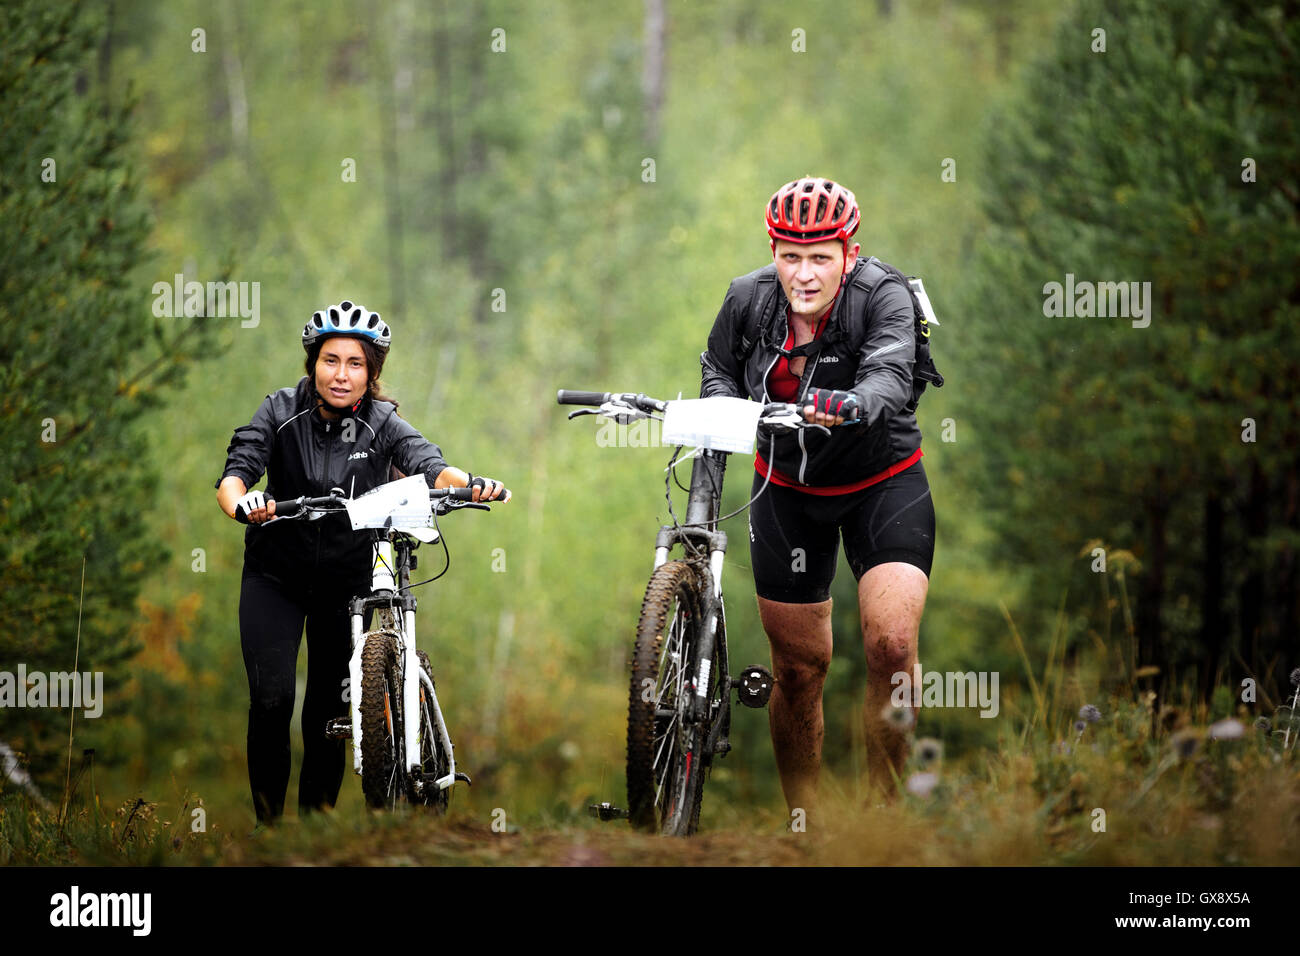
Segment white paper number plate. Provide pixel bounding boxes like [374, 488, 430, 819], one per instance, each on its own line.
[661, 397, 763, 454]
[346, 473, 434, 531]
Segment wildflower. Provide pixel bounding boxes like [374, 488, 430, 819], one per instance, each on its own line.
[1290, 667, 1300, 688]
[914, 737, 943, 768]
[1053, 740, 1072, 757]
[1073, 720, 1087, 733]
[1170, 729, 1202, 760]
[1207, 718, 1245, 741]
[881, 701, 915, 732]
[905, 771, 940, 798]
[1078, 704, 1102, 723]
[1254, 717, 1271, 732]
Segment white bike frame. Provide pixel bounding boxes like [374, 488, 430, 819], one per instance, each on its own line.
[348, 536, 458, 796]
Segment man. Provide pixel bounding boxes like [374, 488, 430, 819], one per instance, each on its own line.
[699, 176, 937, 817]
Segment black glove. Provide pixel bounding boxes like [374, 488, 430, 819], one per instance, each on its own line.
[803, 388, 861, 422]
[466, 474, 509, 502]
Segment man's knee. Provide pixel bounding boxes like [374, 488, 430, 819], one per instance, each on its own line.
[864, 630, 916, 679]
[759, 599, 833, 694]
[771, 652, 830, 695]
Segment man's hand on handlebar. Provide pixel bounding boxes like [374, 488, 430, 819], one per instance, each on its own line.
[802, 388, 861, 427]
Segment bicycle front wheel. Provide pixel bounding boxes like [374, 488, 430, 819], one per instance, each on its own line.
[627, 560, 712, 835]
[359, 633, 404, 809]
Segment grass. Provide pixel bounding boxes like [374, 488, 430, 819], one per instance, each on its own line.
[4, 683, 1294, 866]
[3, 592, 1297, 866]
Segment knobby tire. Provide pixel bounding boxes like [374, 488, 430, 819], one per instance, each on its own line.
[627, 560, 714, 835]
[360, 633, 404, 809]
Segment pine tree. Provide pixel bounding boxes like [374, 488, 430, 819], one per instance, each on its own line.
[0, 0, 221, 786]
[961, 0, 1300, 694]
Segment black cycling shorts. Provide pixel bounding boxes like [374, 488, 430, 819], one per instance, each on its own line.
[746, 458, 935, 604]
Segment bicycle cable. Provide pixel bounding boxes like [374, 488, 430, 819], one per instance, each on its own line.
[665, 431, 781, 531]
[398, 507, 453, 591]
[662, 445, 706, 559]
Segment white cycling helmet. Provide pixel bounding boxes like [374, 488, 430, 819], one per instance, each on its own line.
[302, 300, 392, 352]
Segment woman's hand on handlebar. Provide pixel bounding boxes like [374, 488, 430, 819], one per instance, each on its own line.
[467, 474, 510, 503]
[234, 488, 277, 524]
[435, 466, 510, 503]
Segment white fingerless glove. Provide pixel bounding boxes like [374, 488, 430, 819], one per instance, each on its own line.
[234, 489, 267, 524]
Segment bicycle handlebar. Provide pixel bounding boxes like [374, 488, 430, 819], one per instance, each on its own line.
[556, 389, 668, 414]
[556, 389, 611, 406]
[557, 388, 832, 433]
[266, 485, 491, 521]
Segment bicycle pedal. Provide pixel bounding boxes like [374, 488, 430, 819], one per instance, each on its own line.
[736, 665, 774, 708]
[324, 718, 352, 739]
[454, 771, 472, 786]
[588, 802, 628, 822]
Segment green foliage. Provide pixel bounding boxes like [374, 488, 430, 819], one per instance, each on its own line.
[0, 0, 221, 786]
[97, 0, 1060, 819]
[958, 0, 1300, 688]
[19, 0, 1288, 845]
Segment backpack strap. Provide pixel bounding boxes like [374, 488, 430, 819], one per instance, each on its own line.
[734, 267, 780, 364]
[850, 255, 946, 401]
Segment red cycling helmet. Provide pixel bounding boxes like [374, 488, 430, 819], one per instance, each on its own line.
[766, 177, 860, 248]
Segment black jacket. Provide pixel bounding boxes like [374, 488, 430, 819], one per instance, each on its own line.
[216, 376, 448, 587]
[699, 256, 923, 487]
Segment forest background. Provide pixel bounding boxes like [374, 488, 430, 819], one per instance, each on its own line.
[1, 0, 1296, 864]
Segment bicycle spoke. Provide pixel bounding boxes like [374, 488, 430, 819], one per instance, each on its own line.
[652, 600, 697, 818]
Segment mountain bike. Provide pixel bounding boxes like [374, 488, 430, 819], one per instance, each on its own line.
[558, 389, 811, 835]
[263, 475, 501, 810]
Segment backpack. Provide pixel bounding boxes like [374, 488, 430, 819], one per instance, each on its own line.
[734, 256, 945, 410]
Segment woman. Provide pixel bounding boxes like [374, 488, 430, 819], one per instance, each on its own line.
[215, 300, 508, 826]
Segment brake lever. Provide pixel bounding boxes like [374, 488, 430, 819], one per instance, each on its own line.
[567, 408, 598, 420]
[435, 501, 492, 515]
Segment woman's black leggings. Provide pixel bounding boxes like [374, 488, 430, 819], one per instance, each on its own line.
[239, 566, 368, 823]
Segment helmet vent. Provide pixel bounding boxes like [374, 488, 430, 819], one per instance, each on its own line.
[340, 300, 353, 311]
[798, 197, 810, 226]
[328, 307, 339, 322]
[833, 197, 845, 220]
[815, 195, 828, 222]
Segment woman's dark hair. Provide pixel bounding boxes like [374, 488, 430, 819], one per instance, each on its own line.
[305, 336, 400, 412]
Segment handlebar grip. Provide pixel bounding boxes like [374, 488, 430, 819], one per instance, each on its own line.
[556, 389, 610, 406]
[268, 497, 302, 519]
[447, 486, 476, 501]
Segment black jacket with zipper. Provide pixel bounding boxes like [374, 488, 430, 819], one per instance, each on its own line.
[216, 376, 448, 588]
[699, 256, 923, 488]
